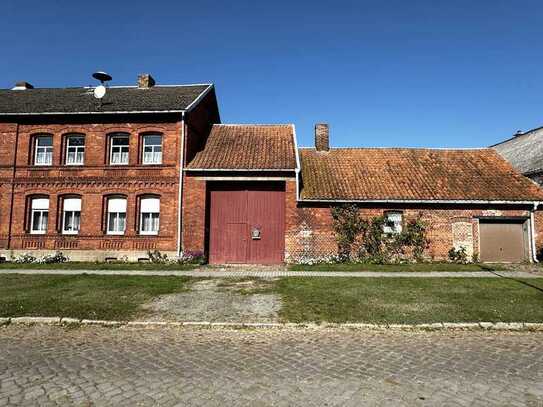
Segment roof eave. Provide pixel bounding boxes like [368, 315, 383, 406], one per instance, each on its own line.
[184, 168, 297, 172]
[299, 198, 542, 205]
[0, 110, 185, 116]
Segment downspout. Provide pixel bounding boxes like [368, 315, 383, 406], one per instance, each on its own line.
[292, 124, 301, 201]
[176, 112, 186, 256]
[6, 123, 20, 252]
[530, 202, 539, 263]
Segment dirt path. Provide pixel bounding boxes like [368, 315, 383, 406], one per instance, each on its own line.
[140, 278, 281, 322]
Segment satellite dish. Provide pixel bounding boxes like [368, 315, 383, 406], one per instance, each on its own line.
[92, 71, 112, 83]
[94, 85, 106, 99]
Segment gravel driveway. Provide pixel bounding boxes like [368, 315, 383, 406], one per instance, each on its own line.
[140, 278, 281, 322]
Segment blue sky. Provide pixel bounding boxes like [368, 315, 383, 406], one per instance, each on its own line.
[1, 0, 542, 148]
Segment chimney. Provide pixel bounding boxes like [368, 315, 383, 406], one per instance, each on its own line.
[137, 74, 156, 88]
[315, 123, 329, 151]
[12, 81, 34, 90]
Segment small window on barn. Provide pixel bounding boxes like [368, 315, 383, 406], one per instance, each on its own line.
[383, 211, 403, 234]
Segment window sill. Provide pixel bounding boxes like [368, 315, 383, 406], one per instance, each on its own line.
[139, 232, 159, 236]
[106, 232, 125, 236]
[29, 231, 46, 235]
[62, 231, 79, 235]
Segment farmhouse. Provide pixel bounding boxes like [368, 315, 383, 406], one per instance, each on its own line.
[1, 76, 542, 264]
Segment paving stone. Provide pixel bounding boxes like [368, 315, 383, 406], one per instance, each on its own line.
[0, 325, 541, 406]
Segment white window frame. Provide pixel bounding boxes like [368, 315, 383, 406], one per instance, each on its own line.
[139, 197, 160, 235]
[30, 198, 49, 234]
[107, 197, 127, 235]
[142, 134, 163, 165]
[62, 198, 81, 235]
[383, 211, 403, 234]
[65, 135, 85, 166]
[109, 135, 129, 166]
[34, 135, 53, 166]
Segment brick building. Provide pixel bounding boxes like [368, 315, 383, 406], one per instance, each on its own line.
[1, 76, 543, 263]
[0, 75, 220, 261]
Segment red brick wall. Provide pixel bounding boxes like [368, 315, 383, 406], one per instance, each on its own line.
[184, 89, 221, 165]
[182, 175, 207, 254]
[1, 118, 182, 258]
[0, 123, 18, 248]
[285, 204, 533, 263]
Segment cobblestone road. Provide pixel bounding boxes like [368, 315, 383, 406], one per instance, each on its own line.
[1, 326, 542, 406]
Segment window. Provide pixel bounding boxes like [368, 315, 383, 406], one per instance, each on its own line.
[110, 135, 129, 165]
[140, 197, 160, 235]
[34, 135, 53, 166]
[30, 198, 49, 234]
[107, 197, 127, 235]
[65, 135, 85, 165]
[142, 135, 162, 165]
[383, 211, 403, 234]
[62, 198, 81, 234]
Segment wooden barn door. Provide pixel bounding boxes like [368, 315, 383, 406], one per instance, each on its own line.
[209, 182, 285, 264]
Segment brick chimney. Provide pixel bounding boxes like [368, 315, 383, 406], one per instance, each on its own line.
[137, 74, 156, 88]
[12, 81, 34, 90]
[315, 123, 329, 151]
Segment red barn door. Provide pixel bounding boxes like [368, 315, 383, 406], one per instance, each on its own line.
[209, 182, 285, 264]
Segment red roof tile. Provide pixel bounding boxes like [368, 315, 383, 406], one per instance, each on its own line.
[300, 148, 543, 201]
[186, 124, 297, 170]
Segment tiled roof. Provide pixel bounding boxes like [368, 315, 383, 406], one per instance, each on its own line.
[492, 127, 543, 175]
[0, 84, 212, 115]
[186, 124, 297, 170]
[299, 148, 543, 201]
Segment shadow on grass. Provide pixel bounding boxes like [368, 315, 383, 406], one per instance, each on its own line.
[491, 270, 543, 293]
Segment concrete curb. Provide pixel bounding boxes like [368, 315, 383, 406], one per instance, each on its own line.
[1, 317, 543, 331]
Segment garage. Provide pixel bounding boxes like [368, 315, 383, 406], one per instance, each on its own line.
[208, 182, 285, 264]
[479, 218, 529, 262]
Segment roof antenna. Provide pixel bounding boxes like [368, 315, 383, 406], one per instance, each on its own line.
[92, 71, 112, 107]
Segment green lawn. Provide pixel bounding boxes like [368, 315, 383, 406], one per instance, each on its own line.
[276, 277, 543, 323]
[0, 274, 192, 320]
[1, 274, 542, 324]
[288, 262, 505, 272]
[0, 262, 198, 271]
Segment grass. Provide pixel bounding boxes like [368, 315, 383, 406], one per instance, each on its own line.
[1, 274, 542, 324]
[0, 274, 192, 320]
[276, 277, 543, 323]
[0, 262, 199, 271]
[287, 262, 505, 272]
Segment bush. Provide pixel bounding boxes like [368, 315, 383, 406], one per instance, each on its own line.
[357, 214, 429, 264]
[147, 250, 206, 265]
[38, 252, 68, 264]
[147, 250, 170, 264]
[448, 247, 468, 264]
[12, 251, 68, 264]
[12, 253, 37, 264]
[331, 204, 366, 261]
[178, 250, 206, 265]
